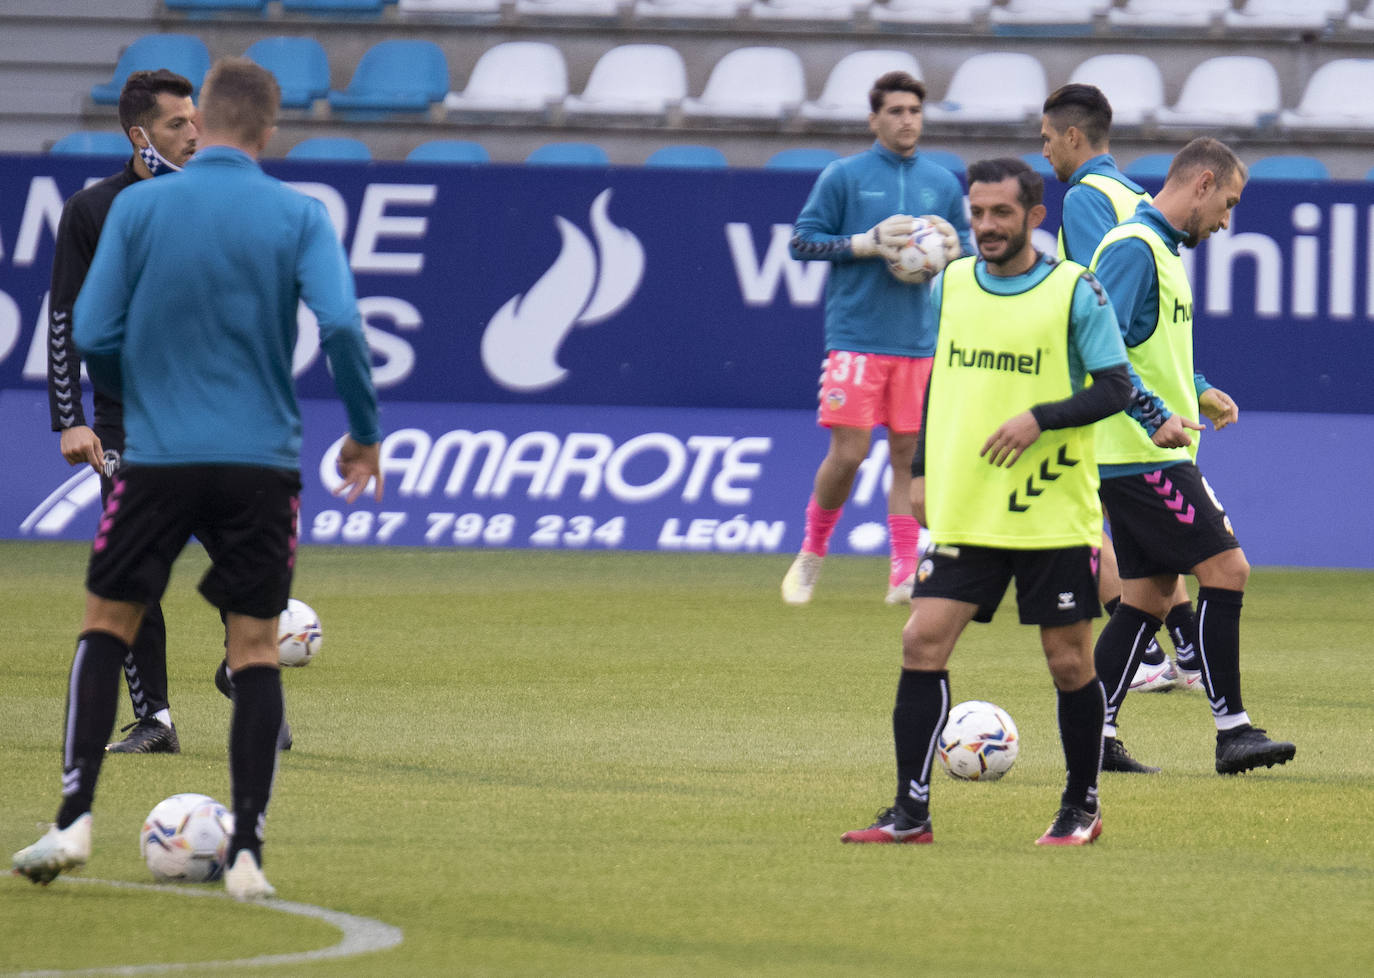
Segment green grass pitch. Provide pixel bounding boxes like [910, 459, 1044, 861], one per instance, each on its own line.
[1, 541, 1371, 977]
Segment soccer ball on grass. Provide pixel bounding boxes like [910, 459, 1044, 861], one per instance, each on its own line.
[937, 700, 1020, 781]
[886, 218, 950, 285]
[140, 793, 233, 882]
[278, 598, 322, 667]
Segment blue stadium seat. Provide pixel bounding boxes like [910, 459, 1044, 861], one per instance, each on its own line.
[90, 34, 211, 105]
[49, 132, 131, 156]
[245, 37, 330, 110]
[1021, 151, 1055, 176]
[281, 0, 385, 12]
[285, 137, 373, 161]
[918, 148, 966, 175]
[406, 140, 491, 164]
[525, 142, 611, 166]
[1367, 165, 1374, 181]
[644, 145, 729, 168]
[765, 148, 841, 171]
[1124, 153, 1173, 180]
[164, 0, 268, 11]
[1248, 155, 1330, 181]
[327, 40, 449, 115]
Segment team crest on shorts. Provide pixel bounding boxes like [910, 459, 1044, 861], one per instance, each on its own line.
[824, 388, 846, 411]
[101, 449, 122, 480]
[917, 557, 935, 582]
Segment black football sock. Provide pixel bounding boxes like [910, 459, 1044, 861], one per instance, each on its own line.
[1094, 603, 1162, 730]
[1138, 635, 1167, 666]
[228, 665, 284, 863]
[893, 669, 948, 822]
[125, 601, 170, 721]
[1103, 596, 1120, 617]
[55, 631, 127, 829]
[1058, 679, 1106, 813]
[1166, 601, 1200, 669]
[1196, 587, 1245, 721]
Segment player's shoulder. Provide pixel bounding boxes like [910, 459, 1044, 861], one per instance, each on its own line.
[64, 167, 135, 215]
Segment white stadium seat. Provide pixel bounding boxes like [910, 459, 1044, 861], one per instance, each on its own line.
[869, 0, 991, 26]
[1153, 56, 1281, 128]
[799, 50, 923, 124]
[749, 0, 867, 23]
[1224, 0, 1348, 32]
[680, 47, 806, 122]
[1068, 54, 1165, 127]
[988, 0, 1112, 28]
[632, 0, 743, 21]
[562, 44, 688, 121]
[1350, 2, 1374, 31]
[1279, 59, 1374, 131]
[1107, 0, 1230, 29]
[443, 42, 567, 117]
[397, 0, 501, 14]
[922, 52, 1047, 125]
[513, 0, 621, 19]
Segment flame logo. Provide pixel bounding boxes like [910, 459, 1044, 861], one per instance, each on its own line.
[481, 189, 645, 393]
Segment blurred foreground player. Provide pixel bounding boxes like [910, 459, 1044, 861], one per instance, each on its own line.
[781, 70, 966, 606]
[842, 159, 1132, 847]
[13, 58, 384, 900]
[47, 69, 197, 754]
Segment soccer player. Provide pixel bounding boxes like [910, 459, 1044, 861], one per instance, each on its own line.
[12, 58, 384, 900]
[781, 70, 968, 606]
[46, 69, 198, 754]
[842, 158, 1133, 847]
[1088, 137, 1296, 776]
[1041, 83, 1205, 719]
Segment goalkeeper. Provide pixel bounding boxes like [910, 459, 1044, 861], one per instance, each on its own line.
[781, 70, 969, 607]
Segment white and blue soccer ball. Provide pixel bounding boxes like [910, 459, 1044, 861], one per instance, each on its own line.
[937, 700, 1020, 781]
[887, 218, 950, 285]
[140, 793, 234, 882]
[278, 598, 323, 667]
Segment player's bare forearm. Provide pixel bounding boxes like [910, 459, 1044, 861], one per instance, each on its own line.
[334, 436, 384, 503]
[910, 476, 927, 526]
[980, 411, 1041, 468]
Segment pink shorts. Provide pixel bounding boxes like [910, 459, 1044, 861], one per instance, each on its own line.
[817, 351, 933, 433]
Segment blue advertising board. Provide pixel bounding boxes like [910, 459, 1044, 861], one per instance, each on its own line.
[2, 155, 1372, 566]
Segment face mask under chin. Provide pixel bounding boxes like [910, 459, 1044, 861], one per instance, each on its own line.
[136, 127, 183, 177]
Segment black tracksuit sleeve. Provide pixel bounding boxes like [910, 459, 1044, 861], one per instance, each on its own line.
[47, 195, 99, 432]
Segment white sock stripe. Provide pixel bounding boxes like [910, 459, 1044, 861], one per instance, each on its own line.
[917, 677, 951, 787]
[62, 639, 88, 773]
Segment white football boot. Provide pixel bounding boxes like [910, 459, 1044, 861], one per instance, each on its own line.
[781, 552, 824, 605]
[12, 813, 92, 885]
[224, 850, 276, 901]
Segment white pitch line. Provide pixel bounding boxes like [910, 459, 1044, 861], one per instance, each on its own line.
[5, 877, 403, 977]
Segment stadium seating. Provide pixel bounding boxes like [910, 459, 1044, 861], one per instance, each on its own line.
[285, 137, 373, 160]
[643, 144, 730, 168]
[281, 0, 385, 13]
[748, 0, 867, 24]
[923, 53, 1047, 125]
[1223, 0, 1347, 31]
[1350, 3, 1374, 31]
[328, 40, 449, 114]
[1107, 0, 1230, 29]
[869, 0, 991, 26]
[444, 42, 567, 118]
[397, 0, 501, 14]
[1248, 155, 1331, 181]
[989, 0, 1111, 35]
[632, 0, 744, 22]
[765, 147, 840, 170]
[562, 44, 687, 121]
[919, 148, 965, 175]
[1020, 151, 1054, 175]
[1279, 60, 1374, 131]
[405, 139, 490, 163]
[525, 142, 611, 166]
[514, 0, 621, 20]
[799, 50, 923, 124]
[680, 47, 806, 122]
[49, 131, 131, 156]
[1153, 56, 1281, 128]
[1068, 54, 1165, 127]
[89, 34, 212, 105]
[1124, 153, 1173, 180]
[165, 0, 268, 11]
[245, 37, 331, 110]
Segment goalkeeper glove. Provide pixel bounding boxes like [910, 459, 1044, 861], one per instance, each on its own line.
[920, 214, 963, 262]
[851, 214, 916, 258]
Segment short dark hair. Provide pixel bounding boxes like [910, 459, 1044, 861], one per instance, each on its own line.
[869, 70, 926, 113]
[117, 69, 194, 137]
[1042, 83, 1113, 147]
[1167, 136, 1247, 188]
[198, 57, 280, 144]
[967, 157, 1044, 211]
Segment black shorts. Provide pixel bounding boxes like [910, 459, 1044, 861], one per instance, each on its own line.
[912, 543, 1101, 626]
[86, 464, 301, 620]
[1099, 462, 1240, 579]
